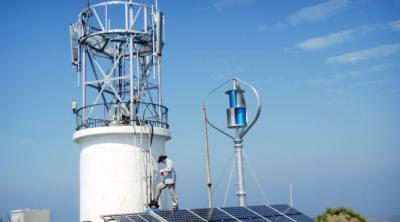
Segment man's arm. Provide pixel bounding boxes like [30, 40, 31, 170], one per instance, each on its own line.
[163, 159, 173, 173]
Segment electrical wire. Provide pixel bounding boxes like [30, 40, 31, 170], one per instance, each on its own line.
[211, 153, 235, 193]
[223, 153, 236, 207]
[243, 151, 271, 205]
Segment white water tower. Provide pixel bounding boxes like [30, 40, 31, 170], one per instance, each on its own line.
[69, 1, 170, 222]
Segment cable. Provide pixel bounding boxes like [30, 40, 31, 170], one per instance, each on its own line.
[223, 153, 236, 207]
[211, 153, 235, 193]
[243, 151, 271, 205]
[138, 119, 145, 207]
[147, 122, 154, 202]
[201, 153, 234, 208]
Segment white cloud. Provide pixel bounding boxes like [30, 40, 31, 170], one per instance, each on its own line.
[326, 43, 400, 64]
[348, 63, 395, 76]
[349, 77, 400, 88]
[256, 24, 267, 32]
[389, 20, 400, 31]
[288, 0, 349, 25]
[297, 20, 400, 51]
[297, 30, 354, 51]
[211, 0, 254, 11]
[306, 73, 345, 84]
[307, 63, 396, 85]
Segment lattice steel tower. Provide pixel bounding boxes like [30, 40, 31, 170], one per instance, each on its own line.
[70, 1, 171, 222]
[70, 0, 165, 126]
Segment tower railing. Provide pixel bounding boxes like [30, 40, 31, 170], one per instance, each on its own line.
[75, 102, 169, 130]
[79, 1, 150, 34]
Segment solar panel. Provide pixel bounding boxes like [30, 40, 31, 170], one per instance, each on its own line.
[125, 215, 149, 222]
[288, 214, 314, 222]
[111, 215, 133, 222]
[248, 205, 278, 218]
[112, 213, 157, 222]
[191, 208, 237, 221]
[140, 213, 160, 222]
[221, 206, 266, 221]
[102, 204, 314, 222]
[270, 205, 300, 215]
[154, 209, 204, 222]
[269, 215, 294, 222]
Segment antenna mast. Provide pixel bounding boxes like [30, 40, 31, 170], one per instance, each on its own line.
[203, 104, 213, 208]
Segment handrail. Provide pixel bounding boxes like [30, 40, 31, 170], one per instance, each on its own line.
[75, 101, 169, 130]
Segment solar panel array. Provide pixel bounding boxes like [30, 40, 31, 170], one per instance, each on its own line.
[102, 204, 314, 222]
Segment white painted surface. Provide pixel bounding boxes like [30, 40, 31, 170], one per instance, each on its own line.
[74, 126, 171, 222]
[10, 209, 50, 222]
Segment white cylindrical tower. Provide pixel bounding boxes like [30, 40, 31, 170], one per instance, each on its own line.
[74, 126, 170, 222]
[69, 1, 169, 221]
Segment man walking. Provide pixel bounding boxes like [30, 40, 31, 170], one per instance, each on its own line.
[149, 155, 179, 211]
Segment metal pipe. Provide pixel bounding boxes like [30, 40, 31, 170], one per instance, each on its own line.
[124, 1, 128, 30]
[129, 35, 134, 122]
[202, 104, 213, 208]
[290, 184, 293, 207]
[82, 48, 87, 123]
[157, 56, 162, 116]
[234, 135, 246, 206]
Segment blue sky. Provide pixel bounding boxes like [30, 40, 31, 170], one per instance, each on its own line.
[0, 0, 399, 221]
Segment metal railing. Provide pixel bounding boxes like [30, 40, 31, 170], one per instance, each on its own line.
[75, 102, 168, 130]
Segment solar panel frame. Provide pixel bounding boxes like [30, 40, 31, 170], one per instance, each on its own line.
[264, 205, 300, 222]
[269, 205, 300, 215]
[138, 214, 159, 222]
[154, 209, 205, 222]
[245, 206, 273, 222]
[248, 205, 279, 218]
[102, 213, 160, 222]
[248, 205, 301, 222]
[124, 215, 147, 222]
[102, 204, 314, 222]
[287, 214, 314, 222]
[112, 215, 133, 222]
[269, 215, 294, 222]
[220, 206, 266, 221]
[186, 209, 208, 222]
[191, 207, 238, 221]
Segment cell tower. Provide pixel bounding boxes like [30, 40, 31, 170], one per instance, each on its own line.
[69, 1, 170, 222]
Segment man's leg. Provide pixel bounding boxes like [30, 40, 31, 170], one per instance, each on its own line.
[167, 184, 178, 210]
[154, 182, 167, 203]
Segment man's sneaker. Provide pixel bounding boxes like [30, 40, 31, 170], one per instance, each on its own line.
[172, 205, 179, 212]
[149, 200, 159, 209]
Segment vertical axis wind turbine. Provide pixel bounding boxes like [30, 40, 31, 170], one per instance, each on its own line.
[204, 77, 261, 207]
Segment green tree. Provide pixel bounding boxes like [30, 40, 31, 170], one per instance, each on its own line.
[315, 207, 367, 222]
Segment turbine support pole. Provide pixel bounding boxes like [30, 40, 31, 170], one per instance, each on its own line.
[234, 136, 246, 207]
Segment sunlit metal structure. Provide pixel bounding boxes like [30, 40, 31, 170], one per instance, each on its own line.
[70, 0, 166, 128]
[70, 1, 171, 222]
[204, 78, 261, 207]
